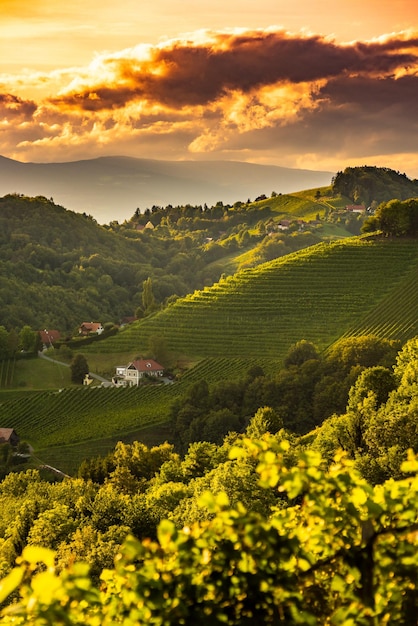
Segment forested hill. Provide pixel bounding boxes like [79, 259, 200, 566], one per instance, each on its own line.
[332, 165, 418, 206]
[0, 155, 333, 223]
[1, 170, 417, 332]
[0, 194, 155, 330]
[0, 190, 340, 331]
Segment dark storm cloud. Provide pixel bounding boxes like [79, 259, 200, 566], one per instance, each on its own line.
[0, 93, 38, 119]
[223, 72, 418, 160]
[49, 30, 418, 111]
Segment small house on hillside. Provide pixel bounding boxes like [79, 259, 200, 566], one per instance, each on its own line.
[119, 316, 137, 327]
[0, 428, 20, 447]
[79, 322, 104, 336]
[278, 219, 291, 231]
[346, 204, 365, 213]
[113, 359, 165, 386]
[39, 329, 61, 349]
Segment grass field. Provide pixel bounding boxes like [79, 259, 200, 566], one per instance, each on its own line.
[0, 357, 72, 390]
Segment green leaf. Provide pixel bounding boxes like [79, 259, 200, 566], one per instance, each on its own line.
[21, 545, 55, 569]
[157, 519, 176, 547]
[0, 568, 24, 604]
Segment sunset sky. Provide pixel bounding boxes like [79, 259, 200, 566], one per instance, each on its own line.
[2, 0, 418, 176]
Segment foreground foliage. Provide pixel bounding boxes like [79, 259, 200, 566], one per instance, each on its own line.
[0, 439, 417, 625]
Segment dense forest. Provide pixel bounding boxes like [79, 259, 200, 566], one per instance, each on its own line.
[0, 335, 417, 623]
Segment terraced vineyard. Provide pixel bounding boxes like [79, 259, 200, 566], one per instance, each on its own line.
[341, 263, 418, 342]
[85, 237, 418, 361]
[0, 383, 183, 450]
[178, 356, 282, 383]
[4, 235, 418, 473]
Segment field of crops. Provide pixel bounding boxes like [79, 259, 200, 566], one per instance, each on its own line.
[4, 235, 418, 473]
[0, 383, 182, 450]
[86, 237, 418, 361]
[341, 263, 418, 342]
[179, 356, 282, 383]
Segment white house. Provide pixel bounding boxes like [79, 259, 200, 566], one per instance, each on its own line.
[113, 359, 165, 386]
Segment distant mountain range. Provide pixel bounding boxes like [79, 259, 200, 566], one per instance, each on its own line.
[0, 155, 333, 223]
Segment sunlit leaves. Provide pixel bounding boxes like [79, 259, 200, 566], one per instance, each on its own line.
[0, 440, 417, 624]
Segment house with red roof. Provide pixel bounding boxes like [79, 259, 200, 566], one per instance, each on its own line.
[39, 329, 61, 349]
[0, 428, 20, 447]
[113, 359, 165, 386]
[79, 322, 104, 336]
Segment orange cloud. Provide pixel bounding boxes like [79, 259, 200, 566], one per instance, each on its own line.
[49, 29, 418, 112]
[1, 28, 418, 172]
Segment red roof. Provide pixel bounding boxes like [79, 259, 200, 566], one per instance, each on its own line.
[80, 322, 102, 333]
[130, 359, 164, 372]
[39, 330, 61, 344]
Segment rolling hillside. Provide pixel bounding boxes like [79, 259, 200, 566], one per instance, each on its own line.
[1, 234, 417, 474]
[84, 236, 418, 360]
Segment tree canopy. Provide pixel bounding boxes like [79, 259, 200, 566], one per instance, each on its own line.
[332, 166, 418, 207]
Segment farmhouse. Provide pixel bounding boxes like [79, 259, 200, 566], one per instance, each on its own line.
[113, 359, 165, 386]
[0, 428, 20, 447]
[39, 329, 61, 349]
[277, 219, 291, 231]
[79, 322, 104, 336]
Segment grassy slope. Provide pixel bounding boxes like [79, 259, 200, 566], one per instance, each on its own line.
[2, 235, 417, 475]
[85, 237, 418, 360]
[3, 187, 418, 474]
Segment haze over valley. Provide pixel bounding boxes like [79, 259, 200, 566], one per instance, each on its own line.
[0, 155, 333, 223]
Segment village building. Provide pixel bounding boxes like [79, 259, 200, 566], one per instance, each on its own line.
[39, 329, 61, 350]
[0, 428, 20, 447]
[277, 219, 291, 231]
[79, 322, 104, 336]
[345, 204, 365, 213]
[113, 359, 165, 386]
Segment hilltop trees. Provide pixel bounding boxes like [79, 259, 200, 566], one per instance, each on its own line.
[363, 198, 418, 237]
[332, 166, 418, 206]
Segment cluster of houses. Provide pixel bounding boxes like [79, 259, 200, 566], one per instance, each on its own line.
[39, 322, 105, 350]
[39, 321, 166, 388]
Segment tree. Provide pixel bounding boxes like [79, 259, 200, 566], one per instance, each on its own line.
[148, 334, 170, 365]
[284, 339, 319, 368]
[367, 198, 418, 237]
[347, 366, 397, 412]
[70, 354, 89, 384]
[246, 406, 283, 438]
[19, 325, 37, 353]
[0, 326, 9, 361]
[141, 277, 158, 316]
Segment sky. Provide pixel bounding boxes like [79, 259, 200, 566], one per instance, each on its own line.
[1, 0, 418, 176]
